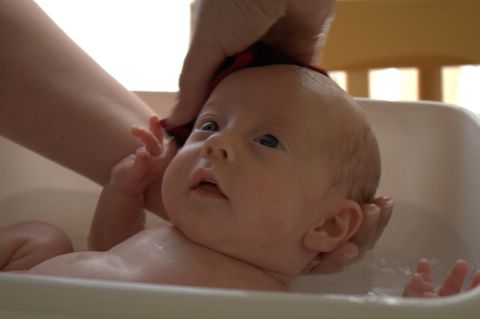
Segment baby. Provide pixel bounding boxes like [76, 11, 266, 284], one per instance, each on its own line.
[0, 64, 381, 291]
[2, 59, 478, 296]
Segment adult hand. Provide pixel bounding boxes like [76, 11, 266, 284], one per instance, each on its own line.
[167, 0, 335, 128]
[310, 197, 394, 274]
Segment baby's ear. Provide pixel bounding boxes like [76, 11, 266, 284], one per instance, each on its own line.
[302, 199, 363, 253]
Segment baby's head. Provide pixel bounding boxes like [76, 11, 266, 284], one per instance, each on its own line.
[162, 64, 380, 283]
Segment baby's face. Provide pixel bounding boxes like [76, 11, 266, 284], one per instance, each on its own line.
[162, 66, 338, 273]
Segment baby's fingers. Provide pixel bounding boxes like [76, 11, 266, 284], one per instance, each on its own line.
[438, 260, 469, 296]
[402, 273, 436, 297]
[132, 127, 162, 156]
[149, 115, 164, 143]
[130, 148, 151, 180]
[416, 258, 433, 282]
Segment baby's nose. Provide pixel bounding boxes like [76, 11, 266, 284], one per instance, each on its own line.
[201, 135, 235, 162]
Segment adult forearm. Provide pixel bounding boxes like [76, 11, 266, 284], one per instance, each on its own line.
[0, 0, 154, 184]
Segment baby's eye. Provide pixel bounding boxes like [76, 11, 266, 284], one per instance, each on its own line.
[199, 120, 219, 132]
[257, 134, 282, 149]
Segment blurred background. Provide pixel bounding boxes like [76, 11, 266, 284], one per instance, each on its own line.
[34, 0, 480, 113]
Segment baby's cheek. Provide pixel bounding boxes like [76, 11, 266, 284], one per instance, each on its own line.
[159, 164, 179, 219]
[254, 179, 296, 207]
[160, 154, 193, 222]
[245, 184, 294, 222]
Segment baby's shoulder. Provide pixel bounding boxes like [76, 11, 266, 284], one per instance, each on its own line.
[109, 226, 222, 282]
[111, 226, 200, 261]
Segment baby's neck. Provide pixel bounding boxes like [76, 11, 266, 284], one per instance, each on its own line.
[169, 227, 293, 291]
[263, 270, 296, 288]
[218, 248, 296, 289]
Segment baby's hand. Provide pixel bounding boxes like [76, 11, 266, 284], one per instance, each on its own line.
[403, 259, 480, 298]
[109, 115, 172, 196]
[89, 116, 175, 250]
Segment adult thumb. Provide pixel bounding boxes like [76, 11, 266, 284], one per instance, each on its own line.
[168, 35, 224, 128]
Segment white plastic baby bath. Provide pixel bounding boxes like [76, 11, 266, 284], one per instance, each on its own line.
[1, 96, 480, 318]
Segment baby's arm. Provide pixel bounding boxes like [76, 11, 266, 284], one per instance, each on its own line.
[88, 116, 169, 251]
[403, 259, 480, 297]
[0, 221, 72, 271]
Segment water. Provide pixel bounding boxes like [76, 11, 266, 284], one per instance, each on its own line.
[1, 190, 477, 296]
[291, 201, 477, 296]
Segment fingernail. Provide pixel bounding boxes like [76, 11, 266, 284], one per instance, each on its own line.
[384, 197, 394, 208]
[366, 204, 381, 217]
[344, 250, 358, 259]
[343, 246, 358, 259]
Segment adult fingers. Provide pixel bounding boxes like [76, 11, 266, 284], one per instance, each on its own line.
[370, 197, 394, 247]
[309, 242, 358, 274]
[169, 0, 287, 128]
[351, 203, 381, 254]
[262, 0, 335, 64]
[168, 44, 222, 128]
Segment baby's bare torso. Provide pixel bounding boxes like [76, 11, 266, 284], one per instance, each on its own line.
[29, 226, 285, 291]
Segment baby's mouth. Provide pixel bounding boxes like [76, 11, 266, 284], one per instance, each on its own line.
[191, 176, 227, 199]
